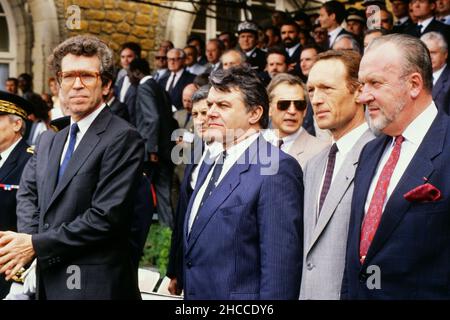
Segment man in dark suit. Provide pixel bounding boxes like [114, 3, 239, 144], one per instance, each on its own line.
[105, 87, 130, 122]
[390, 0, 414, 33]
[342, 34, 450, 299]
[158, 48, 196, 111]
[319, 1, 351, 49]
[405, 0, 450, 46]
[167, 85, 210, 296]
[280, 20, 302, 73]
[421, 31, 450, 113]
[129, 58, 178, 229]
[0, 35, 145, 300]
[237, 21, 267, 72]
[183, 66, 303, 300]
[114, 74, 137, 126]
[0, 92, 33, 299]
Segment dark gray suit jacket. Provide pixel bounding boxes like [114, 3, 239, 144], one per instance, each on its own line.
[16, 107, 145, 300]
[433, 64, 450, 114]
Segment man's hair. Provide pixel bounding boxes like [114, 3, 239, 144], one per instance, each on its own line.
[192, 85, 211, 104]
[267, 73, 308, 105]
[184, 45, 199, 56]
[333, 34, 362, 54]
[188, 35, 205, 52]
[129, 58, 151, 75]
[421, 31, 448, 53]
[8, 114, 26, 136]
[207, 38, 225, 52]
[266, 46, 289, 63]
[209, 65, 269, 128]
[364, 27, 389, 37]
[280, 19, 300, 33]
[6, 77, 18, 84]
[48, 35, 115, 86]
[322, 0, 347, 25]
[168, 48, 186, 59]
[366, 33, 433, 93]
[18, 73, 32, 84]
[264, 26, 280, 38]
[315, 50, 362, 93]
[121, 42, 142, 58]
[302, 44, 324, 55]
[381, 9, 394, 26]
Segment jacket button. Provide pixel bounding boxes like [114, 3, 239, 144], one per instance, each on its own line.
[306, 262, 314, 270]
[359, 273, 368, 283]
[43, 223, 49, 230]
[186, 261, 192, 268]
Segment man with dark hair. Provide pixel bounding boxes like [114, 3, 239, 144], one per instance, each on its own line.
[320, 0, 351, 49]
[183, 66, 303, 300]
[436, 0, 450, 24]
[129, 58, 178, 230]
[184, 45, 207, 75]
[0, 35, 145, 300]
[390, 0, 414, 33]
[188, 35, 207, 66]
[237, 21, 267, 72]
[5, 78, 18, 94]
[115, 42, 141, 85]
[0, 92, 33, 299]
[280, 20, 302, 72]
[218, 31, 237, 50]
[301, 50, 374, 299]
[343, 34, 450, 299]
[264, 26, 281, 48]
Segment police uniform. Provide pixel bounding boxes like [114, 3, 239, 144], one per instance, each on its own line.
[0, 91, 34, 298]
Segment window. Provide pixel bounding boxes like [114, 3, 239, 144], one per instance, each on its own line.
[0, 0, 16, 91]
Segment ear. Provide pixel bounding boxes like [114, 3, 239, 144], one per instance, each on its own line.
[248, 105, 264, 125]
[408, 72, 423, 99]
[353, 83, 363, 104]
[268, 103, 275, 118]
[102, 79, 112, 96]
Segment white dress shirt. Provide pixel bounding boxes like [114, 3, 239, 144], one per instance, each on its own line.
[317, 122, 369, 208]
[0, 138, 22, 168]
[165, 69, 184, 92]
[188, 133, 259, 233]
[189, 141, 223, 190]
[245, 47, 257, 57]
[286, 43, 301, 58]
[263, 127, 303, 153]
[60, 103, 106, 165]
[433, 64, 447, 86]
[119, 75, 131, 103]
[364, 102, 438, 214]
[417, 16, 434, 33]
[328, 26, 343, 48]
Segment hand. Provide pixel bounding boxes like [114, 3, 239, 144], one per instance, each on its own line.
[168, 277, 182, 295]
[0, 231, 35, 281]
[149, 153, 159, 163]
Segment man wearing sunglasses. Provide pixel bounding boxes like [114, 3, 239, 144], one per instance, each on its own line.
[300, 50, 374, 300]
[264, 73, 329, 169]
[0, 35, 145, 300]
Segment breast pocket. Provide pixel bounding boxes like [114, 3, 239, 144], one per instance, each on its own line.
[219, 203, 249, 216]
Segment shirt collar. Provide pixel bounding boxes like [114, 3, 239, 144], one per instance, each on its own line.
[71, 103, 106, 136]
[287, 43, 301, 57]
[224, 131, 259, 158]
[418, 16, 433, 30]
[0, 137, 22, 166]
[139, 75, 153, 85]
[400, 101, 438, 146]
[433, 63, 447, 84]
[245, 47, 257, 57]
[334, 122, 368, 156]
[107, 96, 115, 106]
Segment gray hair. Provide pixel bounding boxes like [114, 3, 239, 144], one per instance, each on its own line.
[192, 85, 211, 104]
[168, 48, 186, 59]
[8, 114, 26, 136]
[333, 34, 362, 54]
[420, 31, 448, 53]
[220, 49, 247, 64]
[267, 73, 308, 105]
[48, 35, 115, 86]
[366, 34, 433, 93]
[209, 65, 269, 128]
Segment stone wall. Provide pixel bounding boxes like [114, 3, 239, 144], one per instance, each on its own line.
[54, 0, 170, 66]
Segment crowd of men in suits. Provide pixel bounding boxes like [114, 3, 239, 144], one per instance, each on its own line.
[0, 0, 449, 300]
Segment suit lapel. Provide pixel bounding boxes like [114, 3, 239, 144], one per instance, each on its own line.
[0, 139, 25, 181]
[45, 108, 111, 213]
[362, 115, 446, 266]
[289, 130, 308, 159]
[307, 130, 373, 254]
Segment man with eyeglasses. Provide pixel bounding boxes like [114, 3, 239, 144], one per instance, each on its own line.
[263, 73, 328, 169]
[183, 46, 207, 76]
[0, 35, 145, 300]
[300, 50, 374, 300]
[152, 46, 169, 81]
[158, 48, 196, 111]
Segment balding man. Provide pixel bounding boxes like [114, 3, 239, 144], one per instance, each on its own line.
[421, 31, 450, 113]
[220, 49, 246, 70]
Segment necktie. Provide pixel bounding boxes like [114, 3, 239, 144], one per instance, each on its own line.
[417, 24, 423, 35]
[59, 123, 79, 181]
[318, 143, 338, 214]
[359, 135, 405, 264]
[198, 150, 227, 209]
[277, 139, 284, 149]
[167, 72, 176, 93]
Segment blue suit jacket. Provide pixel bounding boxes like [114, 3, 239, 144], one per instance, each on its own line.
[342, 112, 450, 299]
[183, 137, 304, 300]
[433, 64, 450, 114]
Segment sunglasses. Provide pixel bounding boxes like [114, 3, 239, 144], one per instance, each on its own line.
[277, 100, 307, 111]
[155, 56, 167, 60]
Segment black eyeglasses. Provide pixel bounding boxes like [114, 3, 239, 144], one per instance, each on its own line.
[155, 56, 167, 60]
[277, 100, 307, 111]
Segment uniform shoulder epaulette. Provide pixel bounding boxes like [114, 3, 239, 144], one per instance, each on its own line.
[26, 146, 35, 154]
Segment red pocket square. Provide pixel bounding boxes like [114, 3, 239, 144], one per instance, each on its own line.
[403, 183, 442, 202]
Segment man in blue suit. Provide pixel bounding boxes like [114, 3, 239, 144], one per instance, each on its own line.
[183, 66, 304, 300]
[342, 34, 450, 299]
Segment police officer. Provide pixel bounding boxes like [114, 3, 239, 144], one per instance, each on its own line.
[0, 91, 33, 298]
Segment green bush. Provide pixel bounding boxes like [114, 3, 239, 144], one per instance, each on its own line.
[140, 223, 172, 276]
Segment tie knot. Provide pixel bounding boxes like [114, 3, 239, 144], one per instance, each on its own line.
[278, 139, 284, 148]
[394, 135, 405, 145]
[329, 143, 338, 156]
[70, 123, 79, 136]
